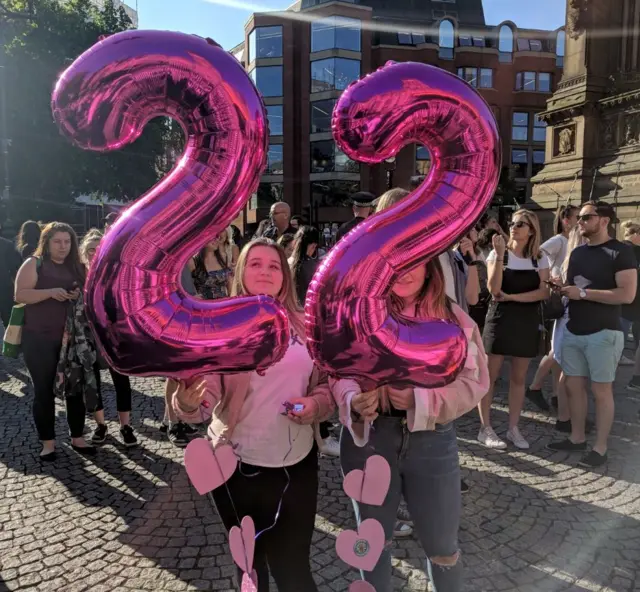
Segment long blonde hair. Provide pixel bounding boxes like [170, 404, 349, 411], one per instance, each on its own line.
[79, 229, 103, 265]
[508, 209, 543, 259]
[561, 226, 586, 280]
[232, 238, 305, 337]
[621, 220, 640, 240]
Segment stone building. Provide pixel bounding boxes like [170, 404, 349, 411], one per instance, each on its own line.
[531, 0, 640, 234]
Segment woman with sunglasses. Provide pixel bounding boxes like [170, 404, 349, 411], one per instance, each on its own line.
[479, 209, 550, 450]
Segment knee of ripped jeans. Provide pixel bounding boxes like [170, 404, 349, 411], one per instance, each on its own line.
[429, 550, 461, 568]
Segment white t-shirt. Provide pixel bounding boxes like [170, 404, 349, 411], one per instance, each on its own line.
[486, 249, 550, 271]
[438, 253, 457, 302]
[225, 329, 315, 468]
[541, 234, 568, 279]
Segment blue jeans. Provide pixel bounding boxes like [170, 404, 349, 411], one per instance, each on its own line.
[340, 417, 462, 592]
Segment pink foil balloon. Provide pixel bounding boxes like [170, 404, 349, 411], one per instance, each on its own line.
[51, 31, 289, 378]
[305, 61, 500, 389]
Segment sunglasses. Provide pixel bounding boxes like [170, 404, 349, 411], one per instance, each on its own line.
[509, 221, 530, 229]
[577, 214, 600, 222]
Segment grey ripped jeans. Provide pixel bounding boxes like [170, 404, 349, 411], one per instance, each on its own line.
[340, 416, 462, 592]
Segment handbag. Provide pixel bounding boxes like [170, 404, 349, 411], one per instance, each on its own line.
[530, 257, 565, 321]
[2, 304, 25, 358]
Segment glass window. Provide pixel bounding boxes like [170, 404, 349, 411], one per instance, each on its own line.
[515, 72, 522, 90]
[533, 114, 547, 142]
[524, 71, 536, 91]
[556, 30, 566, 58]
[336, 146, 359, 173]
[416, 145, 431, 176]
[517, 38, 530, 51]
[457, 67, 478, 87]
[538, 72, 552, 92]
[266, 105, 283, 136]
[480, 68, 493, 88]
[248, 26, 283, 63]
[459, 35, 472, 47]
[499, 24, 513, 62]
[512, 112, 529, 141]
[530, 39, 543, 51]
[311, 16, 361, 52]
[266, 144, 283, 174]
[511, 149, 528, 178]
[311, 180, 360, 208]
[473, 36, 486, 47]
[439, 20, 455, 59]
[532, 149, 545, 175]
[311, 58, 360, 93]
[398, 32, 413, 45]
[250, 66, 283, 97]
[412, 33, 426, 44]
[311, 99, 335, 133]
[311, 140, 357, 173]
[251, 182, 284, 210]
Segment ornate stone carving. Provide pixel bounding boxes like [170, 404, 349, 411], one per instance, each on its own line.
[558, 75, 587, 90]
[554, 125, 576, 157]
[600, 117, 617, 150]
[622, 112, 640, 146]
[567, 0, 588, 40]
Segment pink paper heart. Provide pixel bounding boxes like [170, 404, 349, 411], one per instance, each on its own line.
[229, 516, 256, 574]
[343, 455, 391, 506]
[184, 439, 237, 495]
[349, 582, 376, 592]
[241, 569, 258, 592]
[336, 519, 385, 572]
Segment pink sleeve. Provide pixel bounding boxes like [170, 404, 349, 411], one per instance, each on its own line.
[173, 374, 223, 424]
[407, 306, 489, 432]
[330, 378, 371, 446]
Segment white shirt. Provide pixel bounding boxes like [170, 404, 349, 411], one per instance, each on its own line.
[487, 249, 550, 270]
[223, 330, 315, 467]
[541, 234, 568, 279]
[438, 253, 457, 302]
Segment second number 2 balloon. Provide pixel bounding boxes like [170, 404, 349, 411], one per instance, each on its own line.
[306, 62, 501, 389]
[52, 31, 290, 378]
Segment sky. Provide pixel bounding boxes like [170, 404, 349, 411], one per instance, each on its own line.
[136, 0, 566, 50]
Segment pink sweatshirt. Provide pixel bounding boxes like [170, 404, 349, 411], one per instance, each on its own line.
[331, 304, 490, 446]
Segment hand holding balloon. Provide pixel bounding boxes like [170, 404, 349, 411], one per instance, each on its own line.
[386, 386, 415, 411]
[351, 390, 379, 422]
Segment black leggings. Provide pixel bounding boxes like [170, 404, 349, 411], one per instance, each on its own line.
[94, 365, 132, 413]
[212, 445, 319, 592]
[22, 331, 86, 440]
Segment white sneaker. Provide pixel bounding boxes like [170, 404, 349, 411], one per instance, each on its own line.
[393, 522, 413, 538]
[319, 436, 340, 457]
[506, 427, 530, 450]
[619, 355, 635, 366]
[477, 427, 507, 449]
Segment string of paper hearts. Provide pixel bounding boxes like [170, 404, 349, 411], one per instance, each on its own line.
[337, 454, 392, 592]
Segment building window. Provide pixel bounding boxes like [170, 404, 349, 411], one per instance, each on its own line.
[512, 112, 529, 141]
[532, 150, 545, 175]
[398, 32, 413, 44]
[529, 39, 542, 51]
[250, 66, 283, 97]
[473, 36, 486, 47]
[311, 16, 361, 52]
[498, 25, 513, 62]
[248, 26, 283, 63]
[438, 20, 455, 59]
[412, 33, 426, 44]
[457, 67, 478, 87]
[416, 146, 431, 176]
[556, 30, 565, 67]
[533, 114, 547, 142]
[538, 72, 552, 92]
[251, 182, 284, 210]
[480, 68, 493, 88]
[311, 99, 335, 133]
[266, 105, 283, 136]
[311, 180, 360, 208]
[311, 140, 358, 173]
[311, 58, 360, 93]
[511, 149, 528, 178]
[459, 35, 472, 47]
[266, 144, 284, 174]
[515, 72, 552, 92]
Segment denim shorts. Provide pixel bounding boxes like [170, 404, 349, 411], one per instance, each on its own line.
[560, 329, 624, 383]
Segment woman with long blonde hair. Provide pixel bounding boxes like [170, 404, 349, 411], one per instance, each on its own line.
[172, 237, 334, 592]
[479, 209, 550, 450]
[331, 194, 490, 592]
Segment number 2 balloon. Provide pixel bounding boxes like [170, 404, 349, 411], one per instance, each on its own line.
[52, 31, 290, 378]
[305, 61, 501, 389]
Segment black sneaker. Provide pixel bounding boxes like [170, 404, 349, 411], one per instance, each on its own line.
[168, 422, 189, 448]
[120, 425, 138, 448]
[159, 422, 169, 434]
[578, 450, 608, 468]
[183, 423, 199, 436]
[526, 388, 550, 412]
[91, 424, 108, 445]
[627, 379, 640, 393]
[461, 479, 470, 494]
[546, 438, 587, 452]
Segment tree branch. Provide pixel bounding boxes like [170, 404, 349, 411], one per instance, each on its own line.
[0, 1, 35, 20]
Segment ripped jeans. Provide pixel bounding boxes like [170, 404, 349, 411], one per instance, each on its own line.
[340, 417, 462, 592]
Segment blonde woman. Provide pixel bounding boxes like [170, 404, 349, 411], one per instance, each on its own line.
[621, 220, 640, 390]
[173, 237, 334, 592]
[479, 209, 550, 450]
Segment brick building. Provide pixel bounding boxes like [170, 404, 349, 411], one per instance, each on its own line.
[230, 0, 565, 233]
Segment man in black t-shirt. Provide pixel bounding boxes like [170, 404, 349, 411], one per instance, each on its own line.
[548, 202, 637, 467]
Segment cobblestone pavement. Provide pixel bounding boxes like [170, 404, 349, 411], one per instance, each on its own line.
[1, 354, 639, 592]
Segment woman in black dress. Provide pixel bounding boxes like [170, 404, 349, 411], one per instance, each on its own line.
[479, 209, 550, 451]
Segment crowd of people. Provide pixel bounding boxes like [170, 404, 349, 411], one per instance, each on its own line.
[1, 190, 639, 592]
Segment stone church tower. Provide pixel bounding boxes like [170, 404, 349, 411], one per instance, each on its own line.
[531, 0, 640, 232]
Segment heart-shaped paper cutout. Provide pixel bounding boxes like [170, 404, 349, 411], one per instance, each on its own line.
[343, 455, 391, 506]
[184, 439, 237, 495]
[241, 569, 258, 592]
[349, 581, 376, 592]
[229, 516, 256, 574]
[336, 518, 385, 572]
